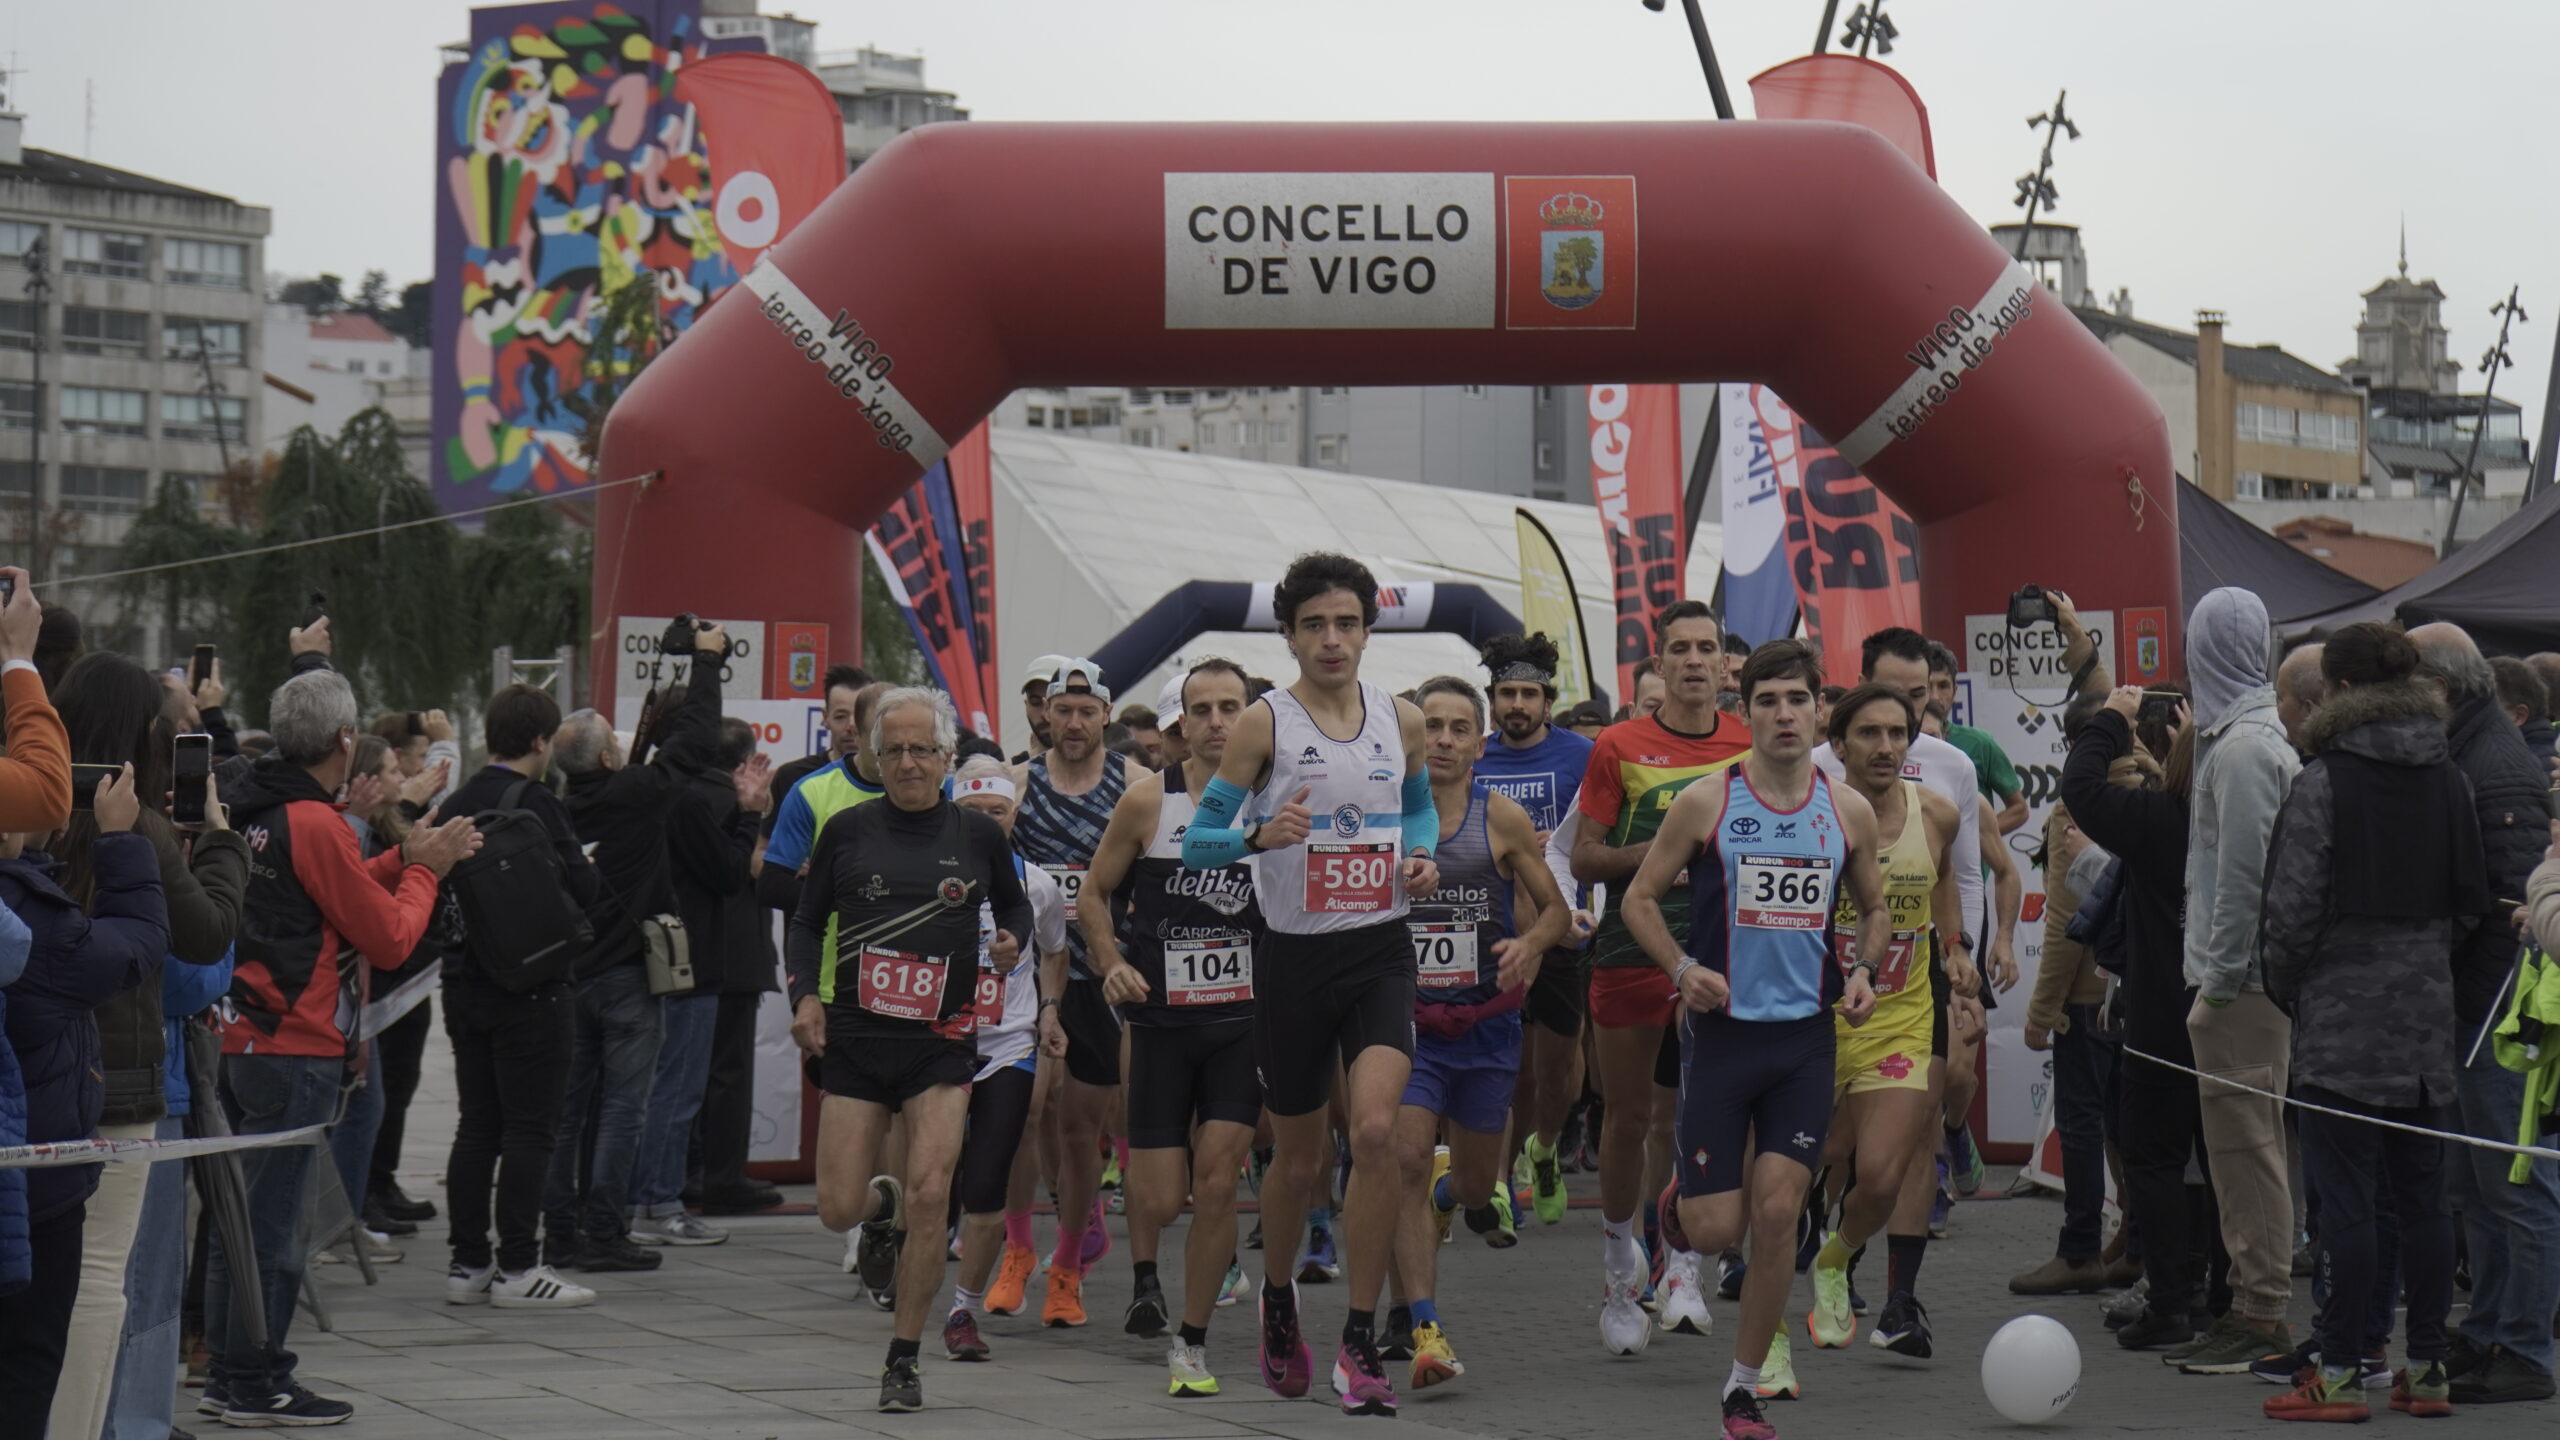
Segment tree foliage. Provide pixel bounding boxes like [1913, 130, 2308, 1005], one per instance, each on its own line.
[277, 273, 345, 317]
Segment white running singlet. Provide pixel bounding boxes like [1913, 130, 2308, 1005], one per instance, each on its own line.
[1251, 681, 1412, 936]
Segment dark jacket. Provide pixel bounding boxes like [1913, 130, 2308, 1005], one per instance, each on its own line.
[95, 813, 248, 1126]
[2261, 680, 2486, 1110]
[2058, 710, 2191, 1061]
[218, 758, 441, 1057]
[0, 903, 33, 1293]
[2521, 715, 2557, 763]
[0, 833, 171, 1224]
[439, 763, 599, 990]
[2444, 692, 2558, 1027]
[564, 649, 721, 977]
[669, 770, 771, 993]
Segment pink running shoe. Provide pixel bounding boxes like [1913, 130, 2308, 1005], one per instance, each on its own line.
[1079, 1194, 1111, 1271]
[1722, 1387, 1778, 1440]
[1331, 1337, 1398, 1417]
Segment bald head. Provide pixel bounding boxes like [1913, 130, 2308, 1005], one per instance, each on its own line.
[552, 708, 619, 775]
[2409, 622, 2493, 705]
[2276, 643, 2328, 749]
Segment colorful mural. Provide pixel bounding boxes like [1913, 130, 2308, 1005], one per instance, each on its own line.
[433, 2, 747, 504]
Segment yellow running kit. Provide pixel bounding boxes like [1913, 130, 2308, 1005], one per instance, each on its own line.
[1832, 780, 1937, 1096]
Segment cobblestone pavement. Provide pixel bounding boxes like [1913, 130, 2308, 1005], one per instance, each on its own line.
[296, 1044, 2551, 1440]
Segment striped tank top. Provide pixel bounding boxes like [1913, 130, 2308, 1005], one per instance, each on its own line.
[1017, 750, 1127, 977]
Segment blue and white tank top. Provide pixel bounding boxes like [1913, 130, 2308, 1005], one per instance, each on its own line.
[1407, 782, 1510, 1007]
[1251, 682, 1410, 935]
[1017, 750, 1127, 976]
[1686, 768, 1847, 1021]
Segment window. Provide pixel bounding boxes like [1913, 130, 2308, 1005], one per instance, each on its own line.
[0, 221, 41, 258]
[1127, 426, 1159, 449]
[1160, 389, 1194, 407]
[1198, 422, 1216, 445]
[1024, 405, 1045, 428]
[59, 464, 147, 514]
[0, 383, 35, 429]
[2296, 410, 2359, 454]
[1268, 420, 1291, 446]
[163, 238, 247, 288]
[0, 301, 33, 350]
[0, 462, 29, 495]
[1068, 408, 1090, 428]
[162, 393, 244, 443]
[1316, 435, 1342, 464]
[2233, 472, 2263, 500]
[1460, 384, 1484, 397]
[1237, 420, 1260, 446]
[1089, 402, 1118, 427]
[60, 386, 146, 436]
[63, 228, 148, 279]
[1318, 386, 1342, 396]
[164, 317, 246, 364]
[61, 307, 149, 357]
[1535, 440, 1555, 471]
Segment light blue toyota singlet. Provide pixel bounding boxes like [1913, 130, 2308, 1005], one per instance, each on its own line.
[1684, 767, 1848, 1022]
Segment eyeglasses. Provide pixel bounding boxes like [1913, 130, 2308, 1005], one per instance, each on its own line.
[878, 744, 948, 764]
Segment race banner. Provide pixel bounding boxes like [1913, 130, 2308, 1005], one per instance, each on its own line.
[866, 461, 996, 737]
[1588, 384, 1685, 704]
[944, 425, 1000, 735]
[1514, 508, 1599, 708]
[1715, 382, 1799, 647]
[1743, 385, 1922, 663]
[673, 52, 848, 277]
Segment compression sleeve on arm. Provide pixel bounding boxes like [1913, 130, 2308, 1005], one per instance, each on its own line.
[1401, 771, 1439, 858]
[1181, 776, 1256, 869]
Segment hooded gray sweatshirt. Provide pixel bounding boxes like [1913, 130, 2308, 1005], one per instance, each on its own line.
[2183, 587, 2299, 998]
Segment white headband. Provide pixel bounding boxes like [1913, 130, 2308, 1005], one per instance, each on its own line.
[958, 775, 1018, 803]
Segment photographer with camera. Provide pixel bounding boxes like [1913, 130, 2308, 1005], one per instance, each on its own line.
[541, 616, 729, 1274]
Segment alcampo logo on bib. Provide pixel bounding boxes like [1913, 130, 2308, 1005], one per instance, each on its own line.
[1333, 805, 1364, 837]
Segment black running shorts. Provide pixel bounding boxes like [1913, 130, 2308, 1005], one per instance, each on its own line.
[956, 1062, 1036, 1214]
[1524, 949, 1586, 1038]
[1058, 975, 1124, 1088]
[1675, 1011, 1836, 1198]
[1254, 918, 1416, 1119]
[817, 1023, 976, 1108]
[1126, 1016, 1261, 1148]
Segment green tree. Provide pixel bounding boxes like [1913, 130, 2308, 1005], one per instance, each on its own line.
[860, 549, 926, 685]
[351, 269, 393, 320]
[277, 273, 345, 317]
[457, 499, 590, 700]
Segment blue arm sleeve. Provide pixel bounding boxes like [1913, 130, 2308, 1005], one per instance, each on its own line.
[765, 784, 816, 873]
[1181, 776, 1256, 869]
[1401, 771, 1440, 858]
[0, 901, 28, 989]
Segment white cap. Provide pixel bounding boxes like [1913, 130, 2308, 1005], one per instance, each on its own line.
[1022, 654, 1070, 692]
[1042, 656, 1111, 707]
[1155, 672, 1186, 731]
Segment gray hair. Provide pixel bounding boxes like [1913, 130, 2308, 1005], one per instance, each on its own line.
[270, 670, 357, 766]
[552, 708, 615, 775]
[2410, 625, 2494, 703]
[869, 686, 959, 755]
[2277, 643, 2329, 705]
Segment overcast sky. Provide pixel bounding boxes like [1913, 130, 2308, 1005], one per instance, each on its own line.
[10, 1, 2552, 443]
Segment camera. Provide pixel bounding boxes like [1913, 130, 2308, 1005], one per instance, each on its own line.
[2006, 584, 2059, 629]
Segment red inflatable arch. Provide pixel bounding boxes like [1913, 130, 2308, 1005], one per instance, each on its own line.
[595, 120, 2179, 699]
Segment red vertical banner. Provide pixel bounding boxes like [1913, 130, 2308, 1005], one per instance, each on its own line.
[945, 424, 999, 734]
[1745, 385, 1922, 662]
[674, 52, 848, 277]
[1589, 384, 1685, 706]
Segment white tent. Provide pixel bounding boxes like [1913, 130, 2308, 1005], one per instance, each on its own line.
[991, 431, 1725, 752]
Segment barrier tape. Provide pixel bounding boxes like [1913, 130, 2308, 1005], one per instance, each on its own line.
[0, 1122, 327, 1171]
[358, 962, 440, 1044]
[2123, 1045, 2560, 1164]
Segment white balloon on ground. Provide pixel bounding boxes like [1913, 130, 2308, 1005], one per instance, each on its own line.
[1982, 1313, 2081, 1424]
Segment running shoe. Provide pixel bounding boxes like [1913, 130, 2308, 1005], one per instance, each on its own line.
[878, 1354, 923, 1413]
[2265, 1366, 2369, 1423]
[634, 1212, 727, 1247]
[2252, 1345, 2389, 1390]
[1168, 1341, 1221, 1398]
[1429, 1145, 1457, 1242]
[220, 1384, 354, 1428]
[1217, 1261, 1253, 1309]
[1079, 1194, 1112, 1271]
[1722, 1386, 1779, 1440]
[944, 1309, 991, 1362]
[1758, 1328, 1801, 1399]
[1107, 1189, 1126, 1216]
[1246, 1219, 1263, 1250]
[1410, 1321, 1464, 1389]
[1380, 1305, 1415, 1361]
[1332, 1336, 1399, 1416]
[1657, 1249, 1714, 1336]
[1793, 1202, 1822, 1274]
[854, 1176, 903, 1295]
[1717, 1251, 1748, 1301]
[2103, 1278, 2151, 1331]
[1528, 1133, 1567, 1225]
[1946, 1125, 1986, 1197]
[1125, 1273, 1170, 1338]
[1042, 1263, 1087, 1327]
[446, 1261, 495, 1307]
[1258, 1281, 1312, 1397]
[987, 1244, 1035, 1316]
[1869, 1291, 1932, 1359]
[1482, 1184, 1519, 1248]
[489, 1263, 595, 1310]
[1298, 1222, 1342, 1283]
[1806, 1240, 1857, 1348]
[2390, 1361, 2452, 1418]
[1927, 1158, 1952, 1239]
[1100, 1148, 1122, 1192]
[1601, 1251, 1652, 1356]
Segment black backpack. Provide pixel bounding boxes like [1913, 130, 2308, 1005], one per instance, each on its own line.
[443, 778, 594, 993]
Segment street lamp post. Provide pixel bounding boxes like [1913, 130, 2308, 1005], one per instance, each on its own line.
[2013, 92, 2081, 264]
[2440, 285, 2525, 558]
[21, 232, 46, 582]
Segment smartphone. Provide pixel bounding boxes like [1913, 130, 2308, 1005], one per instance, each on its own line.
[190, 643, 216, 693]
[69, 763, 121, 812]
[2135, 690, 2184, 726]
[0, 574, 14, 606]
[172, 734, 213, 825]
[306, 589, 328, 625]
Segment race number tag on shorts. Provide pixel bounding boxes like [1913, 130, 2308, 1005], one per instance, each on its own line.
[858, 945, 949, 1022]
[1735, 854, 1835, 931]
[1163, 937, 1253, 1006]
[1835, 932, 1919, 995]
[1044, 864, 1089, 922]
[1409, 923, 1480, 990]
[1305, 842, 1395, 914]
[971, 969, 1006, 1028]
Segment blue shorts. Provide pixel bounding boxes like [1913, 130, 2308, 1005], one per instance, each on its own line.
[1676, 1011, 1835, 1198]
[1402, 1012, 1522, 1135]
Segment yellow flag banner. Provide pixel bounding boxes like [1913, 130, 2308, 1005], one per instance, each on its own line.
[1514, 508, 1597, 710]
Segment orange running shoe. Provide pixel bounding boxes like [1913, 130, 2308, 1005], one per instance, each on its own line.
[2266, 1367, 2371, 1424]
[1043, 1263, 1088, 1328]
[987, 1245, 1035, 1316]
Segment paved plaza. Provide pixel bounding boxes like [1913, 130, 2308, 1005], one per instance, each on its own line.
[285, 1041, 2559, 1440]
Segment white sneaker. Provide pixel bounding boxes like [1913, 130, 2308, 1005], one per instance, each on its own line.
[1656, 1250, 1713, 1336]
[635, 1212, 728, 1247]
[1600, 1256, 1652, 1356]
[841, 1229, 863, 1274]
[447, 1262, 496, 1306]
[360, 1228, 404, 1264]
[490, 1264, 597, 1309]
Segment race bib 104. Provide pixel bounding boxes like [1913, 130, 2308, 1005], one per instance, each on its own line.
[1163, 936, 1253, 1006]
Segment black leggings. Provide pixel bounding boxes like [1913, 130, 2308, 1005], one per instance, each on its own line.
[367, 996, 434, 1195]
[958, 1064, 1037, 1215]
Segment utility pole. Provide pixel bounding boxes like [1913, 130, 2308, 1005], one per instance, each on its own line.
[1814, 0, 1842, 54]
[21, 233, 46, 582]
[194, 332, 233, 472]
[2013, 91, 2081, 263]
[1839, 1, 1898, 57]
[2440, 285, 2525, 557]
[1642, 0, 1736, 120]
